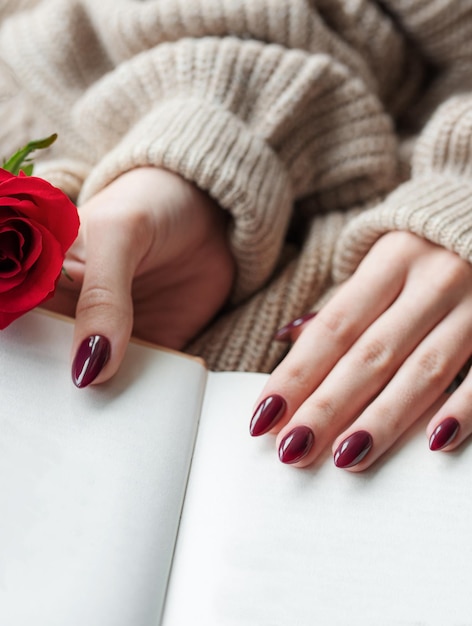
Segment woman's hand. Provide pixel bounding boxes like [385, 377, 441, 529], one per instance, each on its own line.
[250, 231, 472, 470]
[46, 167, 235, 387]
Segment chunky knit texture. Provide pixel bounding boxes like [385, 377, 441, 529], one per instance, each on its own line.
[1, 0, 472, 371]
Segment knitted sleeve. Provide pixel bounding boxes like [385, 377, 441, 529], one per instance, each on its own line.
[0, 0, 399, 301]
[332, 1, 472, 283]
[378, 0, 472, 68]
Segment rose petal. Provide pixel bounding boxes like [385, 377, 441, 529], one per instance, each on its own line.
[0, 170, 79, 251]
[0, 210, 28, 289]
[4, 217, 42, 268]
[0, 223, 62, 312]
[0, 218, 43, 292]
[0, 168, 80, 328]
[0, 206, 21, 220]
[0, 229, 23, 275]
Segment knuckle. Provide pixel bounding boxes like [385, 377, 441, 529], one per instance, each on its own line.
[87, 202, 153, 245]
[311, 395, 337, 424]
[434, 257, 471, 294]
[374, 231, 420, 260]
[316, 308, 355, 345]
[381, 230, 414, 250]
[76, 284, 118, 317]
[355, 338, 393, 375]
[281, 361, 318, 396]
[415, 348, 449, 387]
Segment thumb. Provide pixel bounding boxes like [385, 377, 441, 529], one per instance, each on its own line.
[70, 214, 139, 388]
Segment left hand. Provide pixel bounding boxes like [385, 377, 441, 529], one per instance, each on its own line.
[250, 231, 472, 471]
[44, 166, 235, 385]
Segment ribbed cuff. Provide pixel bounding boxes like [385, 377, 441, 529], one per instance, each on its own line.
[333, 176, 472, 282]
[79, 97, 293, 301]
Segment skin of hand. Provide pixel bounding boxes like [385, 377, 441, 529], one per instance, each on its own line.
[45, 166, 236, 385]
[251, 231, 472, 471]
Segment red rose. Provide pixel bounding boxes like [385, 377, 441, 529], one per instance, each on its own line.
[0, 168, 80, 328]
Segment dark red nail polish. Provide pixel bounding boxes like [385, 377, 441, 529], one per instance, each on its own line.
[250, 394, 286, 436]
[72, 335, 111, 388]
[278, 426, 314, 464]
[429, 417, 460, 451]
[274, 312, 317, 342]
[334, 430, 373, 468]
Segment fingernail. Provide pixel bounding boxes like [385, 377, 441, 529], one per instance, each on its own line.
[72, 335, 111, 388]
[429, 417, 460, 451]
[278, 426, 315, 464]
[274, 312, 317, 342]
[250, 394, 286, 436]
[334, 430, 373, 468]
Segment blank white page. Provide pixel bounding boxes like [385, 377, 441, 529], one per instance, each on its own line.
[0, 311, 207, 626]
[163, 370, 472, 626]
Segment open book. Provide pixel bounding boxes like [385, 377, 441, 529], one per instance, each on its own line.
[1, 310, 471, 626]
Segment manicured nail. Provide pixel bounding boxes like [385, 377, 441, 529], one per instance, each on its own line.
[334, 430, 373, 468]
[278, 426, 315, 464]
[429, 417, 460, 451]
[72, 335, 111, 388]
[274, 312, 317, 342]
[250, 394, 286, 436]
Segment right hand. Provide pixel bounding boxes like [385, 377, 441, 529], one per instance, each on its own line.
[45, 167, 235, 386]
[252, 232, 472, 470]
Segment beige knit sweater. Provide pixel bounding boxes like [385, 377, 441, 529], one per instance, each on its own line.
[1, 0, 472, 372]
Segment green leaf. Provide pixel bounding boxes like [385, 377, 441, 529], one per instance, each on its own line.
[2, 133, 57, 175]
[20, 163, 34, 176]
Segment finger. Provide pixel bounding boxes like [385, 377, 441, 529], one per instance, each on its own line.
[250, 242, 407, 437]
[251, 233, 448, 439]
[427, 362, 472, 452]
[254, 236, 472, 467]
[273, 271, 461, 466]
[274, 312, 317, 342]
[71, 210, 146, 388]
[330, 303, 472, 472]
